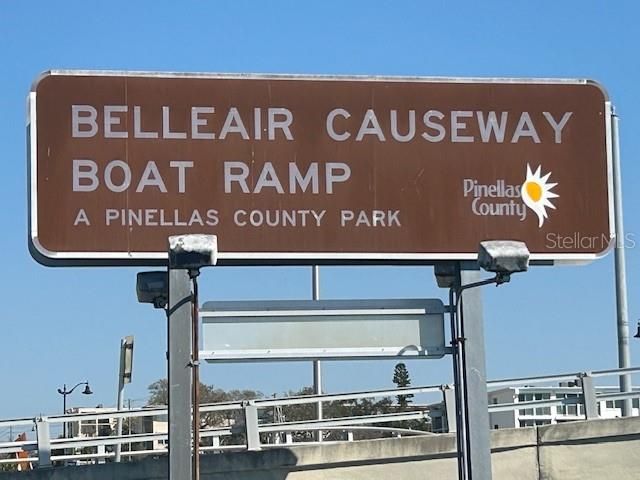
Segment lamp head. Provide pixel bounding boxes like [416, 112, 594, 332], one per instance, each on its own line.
[168, 234, 218, 270]
[82, 384, 93, 395]
[478, 240, 530, 275]
[136, 271, 168, 309]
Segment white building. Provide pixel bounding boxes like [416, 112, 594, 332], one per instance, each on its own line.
[488, 385, 640, 429]
[67, 407, 118, 438]
[429, 384, 639, 433]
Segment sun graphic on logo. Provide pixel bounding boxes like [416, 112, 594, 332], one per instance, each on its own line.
[521, 164, 558, 228]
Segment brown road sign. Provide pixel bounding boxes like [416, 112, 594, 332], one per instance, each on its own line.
[28, 71, 613, 266]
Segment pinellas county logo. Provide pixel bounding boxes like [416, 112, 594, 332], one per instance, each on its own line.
[463, 164, 558, 228]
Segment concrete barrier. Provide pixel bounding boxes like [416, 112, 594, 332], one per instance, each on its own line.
[2, 417, 639, 480]
[537, 416, 640, 480]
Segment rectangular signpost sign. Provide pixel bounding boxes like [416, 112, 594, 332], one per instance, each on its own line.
[28, 71, 613, 265]
[200, 299, 446, 361]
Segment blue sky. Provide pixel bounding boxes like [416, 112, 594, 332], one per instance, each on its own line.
[2, 1, 640, 421]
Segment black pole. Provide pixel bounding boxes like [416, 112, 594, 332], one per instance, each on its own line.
[62, 385, 67, 438]
[191, 271, 201, 480]
[59, 381, 91, 440]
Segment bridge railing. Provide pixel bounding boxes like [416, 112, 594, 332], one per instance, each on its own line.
[1, 366, 639, 469]
[0, 384, 439, 469]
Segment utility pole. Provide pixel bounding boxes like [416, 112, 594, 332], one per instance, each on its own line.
[611, 107, 632, 417]
[312, 266, 323, 441]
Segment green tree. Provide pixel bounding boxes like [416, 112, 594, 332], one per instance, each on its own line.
[392, 362, 414, 410]
[147, 379, 169, 405]
[147, 379, 262, 428]
[272, 386, 394, 442]
[147, 379, 263, 447]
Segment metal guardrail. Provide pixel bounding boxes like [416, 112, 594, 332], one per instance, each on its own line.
[1, 366, 639, 469]
[0, 384, 437, 468]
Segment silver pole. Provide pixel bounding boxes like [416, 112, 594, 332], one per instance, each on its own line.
[611, 108, 632, 417]
[168, 268, 193, 480]
[114, 346, 125, 463]
[312, 266, 323, 441]
[458, 264, 492, 480]
[312, 265, 320, 301]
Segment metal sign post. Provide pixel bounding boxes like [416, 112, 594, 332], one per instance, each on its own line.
[167, 268, 193, 480]
[440, 242, 530, 480]
[167, 234, 217, 480]
[455, 265, 492, 480]
[312, 266, 323, 441]
[611, 109, 632, 417]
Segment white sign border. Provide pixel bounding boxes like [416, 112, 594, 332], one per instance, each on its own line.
[27, 70, 615, 266]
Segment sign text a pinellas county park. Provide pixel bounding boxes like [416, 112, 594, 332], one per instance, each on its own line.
[28, 72, 613, 266]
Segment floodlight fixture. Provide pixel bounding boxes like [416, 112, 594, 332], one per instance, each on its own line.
[168, 234, 218, 271]
[136, 271, 169, 309]
[477, 240, 530, 285]
[434, 262, 457, 289]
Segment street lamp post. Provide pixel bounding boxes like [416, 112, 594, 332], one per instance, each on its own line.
[57, 381, 93, 438]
